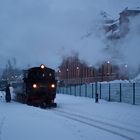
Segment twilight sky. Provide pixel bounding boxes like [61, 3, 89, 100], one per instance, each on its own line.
[0, 0, 140, 69]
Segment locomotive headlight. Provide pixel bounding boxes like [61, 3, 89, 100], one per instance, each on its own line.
[40, 64, 45, 69]
[51, 84, 55, 88]
[33, 84, 37, 88]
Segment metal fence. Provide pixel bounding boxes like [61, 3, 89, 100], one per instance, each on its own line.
[57, 82, 140, 105]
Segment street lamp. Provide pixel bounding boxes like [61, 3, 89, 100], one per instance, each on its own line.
[124, 64, 128, 68]
[107, 61, 110, 76]
[66, 68, 69, 85]
[107, 61, 110, 64]
[76, 66, 79, 77]
[58, 70, 61, 79]
[124, 64, 128, 79]
[76, 66, 80, 84]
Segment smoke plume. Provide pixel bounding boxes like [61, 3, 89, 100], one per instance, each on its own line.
[0, 0, 140, 72]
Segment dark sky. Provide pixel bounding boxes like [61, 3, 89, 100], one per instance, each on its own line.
[0, 0, 139, 70]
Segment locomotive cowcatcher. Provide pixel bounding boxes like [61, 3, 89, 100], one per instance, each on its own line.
[15, 64, 57, 108]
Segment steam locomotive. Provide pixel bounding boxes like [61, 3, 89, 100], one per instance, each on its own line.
[13, 64, 57, 108]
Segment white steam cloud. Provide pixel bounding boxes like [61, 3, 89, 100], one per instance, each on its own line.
[0, 0, 140, 71]
[121, 16, 140, 69]
[102, 15, 140, 75]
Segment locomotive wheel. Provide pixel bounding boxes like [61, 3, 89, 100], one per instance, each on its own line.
[52, 103, 57, 108]
[47, 102, 57, 108]
[26, 98, 32, 106]
[40, 102, 47, 109]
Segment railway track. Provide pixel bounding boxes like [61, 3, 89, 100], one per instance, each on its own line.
[52, 109, 140, 140]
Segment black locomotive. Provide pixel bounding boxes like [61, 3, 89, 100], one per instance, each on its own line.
[14, 64, 57, 107]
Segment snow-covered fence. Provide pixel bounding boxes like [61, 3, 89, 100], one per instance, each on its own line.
[57, 82, 140, 105]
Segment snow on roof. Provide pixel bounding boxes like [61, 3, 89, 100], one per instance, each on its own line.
[100, 80, 130, 84]
[105, 19, 119, 26]
[100, 11, 114, 21]
[121, 7, 140, 13]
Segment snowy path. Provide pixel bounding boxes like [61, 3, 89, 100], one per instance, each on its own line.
[0, 93, 140, 140]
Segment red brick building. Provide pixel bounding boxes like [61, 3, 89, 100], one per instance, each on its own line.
[56, 55, 120, 85]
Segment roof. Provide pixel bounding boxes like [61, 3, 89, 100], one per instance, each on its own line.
[120, 7, 140, 15]
[28, 67, 55, 72]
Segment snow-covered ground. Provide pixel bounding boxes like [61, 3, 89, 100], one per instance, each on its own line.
[0, 91, 140, 140]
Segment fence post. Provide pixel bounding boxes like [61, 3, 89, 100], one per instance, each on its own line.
[85, 84, 87, 97]
[70, 86, 71, 95]
[59, 87, 61, 94]
[100, 83, 102, 99]
[120, 83, 122, 102]
[92, 83, 94, 98]
[74, 85, 76, 96]
[79, 84, 81, 96]
[108, 83, 111, 101]
[57, 87, 59, 94]
[133, 83, 135, 105]
[95, 82, 98, 103]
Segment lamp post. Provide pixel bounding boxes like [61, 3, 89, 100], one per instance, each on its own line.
[107, 61, 110, 75]
[66, 68, 69, 85]
[80, 65, 83, 85]
[58, 70, 61, 81]
[124, 64, 128, 68]
[124, 64, 128, 79]
[76, 66, 79, 84]
[102, 64, 104, 81]
[76, 66, 79, 76]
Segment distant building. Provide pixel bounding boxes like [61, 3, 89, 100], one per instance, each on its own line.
[119, 7, 140, 24]
[104, 7, 140, 39]
[57, 55, 120, 86]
